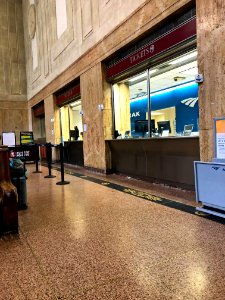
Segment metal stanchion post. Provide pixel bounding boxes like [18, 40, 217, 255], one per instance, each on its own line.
[33, 144, 42, 173]
[44, 143, 56, 178]
[56, 143, 70, 185]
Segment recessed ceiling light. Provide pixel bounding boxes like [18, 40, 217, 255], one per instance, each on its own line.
[151, 111, 164, 116]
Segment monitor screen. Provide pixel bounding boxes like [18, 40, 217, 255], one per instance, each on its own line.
[135, 120, 148, 133]
[157, 121, 171, 135]
[20, 131, 34, 145]
[2, 132, 16, 146]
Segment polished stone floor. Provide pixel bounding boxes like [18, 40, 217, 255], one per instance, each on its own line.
[1, 165, 225, 299]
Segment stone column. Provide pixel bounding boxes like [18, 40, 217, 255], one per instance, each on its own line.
[80, 63, 112, 172]
[197, 0, 225, 161]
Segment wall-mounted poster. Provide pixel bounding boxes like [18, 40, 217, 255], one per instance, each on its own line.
[2, 132, 16, 146]
[215, 118, 225, 159]
[20, 131, 34, 145]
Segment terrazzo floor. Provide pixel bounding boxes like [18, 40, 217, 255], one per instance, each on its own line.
[1, 165, 225, 299]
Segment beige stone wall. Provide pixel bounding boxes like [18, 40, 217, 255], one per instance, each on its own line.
[0, 0, 28, 142]
[0, 0, 27, 100]
[23, 0, 146, 100]
[0, 101, 28, 144]
[27, 0, 192, 106]
[44, 95, 55, 144]
[196, 0, 225, 161]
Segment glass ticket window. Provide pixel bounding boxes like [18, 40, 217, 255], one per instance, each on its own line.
[60, 99, 83, 142]
[112, 49, 199, 139]
[150, 49, 199, 137]
[113, 72, 148, 138]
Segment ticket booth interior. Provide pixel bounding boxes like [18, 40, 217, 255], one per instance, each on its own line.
[32, 101, 46, 143]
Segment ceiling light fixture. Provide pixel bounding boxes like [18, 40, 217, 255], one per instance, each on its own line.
[128, 73, 147, 82]
[70, 100, 81, 107]
[151, 111, 164, 116]
[169, 51, 197, 65]
[149, 68, 159, 75]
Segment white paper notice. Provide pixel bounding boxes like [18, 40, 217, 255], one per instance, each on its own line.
[2, 132, 16, 146]
[216, 133, 225, 159]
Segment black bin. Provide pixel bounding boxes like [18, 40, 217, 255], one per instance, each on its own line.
[11, 176, 27, 210]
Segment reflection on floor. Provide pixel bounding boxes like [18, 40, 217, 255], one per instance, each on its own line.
[1, 165, 225, 299]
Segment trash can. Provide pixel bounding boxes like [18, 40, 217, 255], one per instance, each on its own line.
[11, 176, 27, 210]
[9, 159, 28, 210]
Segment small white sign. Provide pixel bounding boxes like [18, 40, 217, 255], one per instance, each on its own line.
[98, 104, 104, 111]
[195, 74, 204, 83]
[83, 124, 87, 132]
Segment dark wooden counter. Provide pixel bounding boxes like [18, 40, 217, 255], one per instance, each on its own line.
[64, 141, 84, 166]
[106, 137, 200, 190]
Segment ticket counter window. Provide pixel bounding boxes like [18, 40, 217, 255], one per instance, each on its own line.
[112, 49, 199, 139]
[60, 99, 83, 142]
[69, 100, 82, 140]
[113, 72, 148, 138]
[150, 50, 199, 137]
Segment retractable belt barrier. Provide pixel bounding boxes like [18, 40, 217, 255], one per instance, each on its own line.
[33, 143, 42, 173]
[42, 143, 70, 185]
[44, 143, 56, 179]
[56, 143, 70, 185]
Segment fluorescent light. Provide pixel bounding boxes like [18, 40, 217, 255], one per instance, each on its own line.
[151, 111, 164, 116]
[129, 70, 158, 82]
[169, 51, 197, 65]
[149, 68, 158, 75]
[129, 72, 147, 82]
[70, 100, 81, 107]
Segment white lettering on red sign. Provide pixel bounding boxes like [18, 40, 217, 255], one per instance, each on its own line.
[130, 45, 155, 64]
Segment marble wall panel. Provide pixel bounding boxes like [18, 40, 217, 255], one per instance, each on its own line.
[81, 63, 109, 170]
[0, 101, 28, 144]
[81, 0, 93, 38]
[0, 0, 26, 99]
[50, 0, 75, 61]
[196, 0, 225, 161]
[0, 0, 28, 141]
[44, 95, 55, 144]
